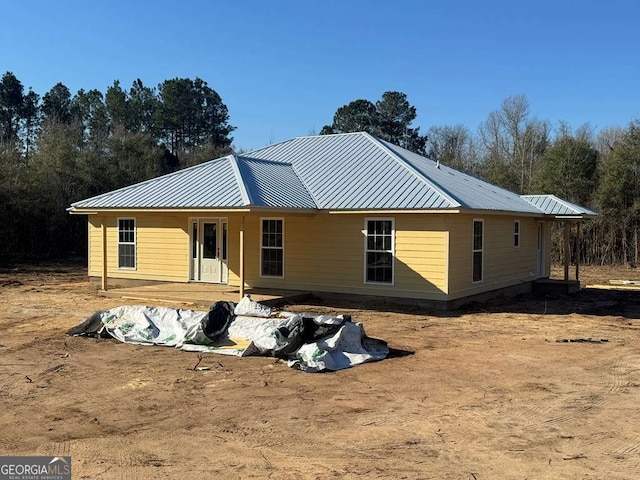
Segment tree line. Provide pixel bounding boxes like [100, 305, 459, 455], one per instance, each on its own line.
[0, 71, 637, 266]
[0, 72, 234, 258]
[322, 92, 640, 266]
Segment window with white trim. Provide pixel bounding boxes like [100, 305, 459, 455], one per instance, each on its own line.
[118, 218, 136, 269]
[472, 219, 483, 283]
[365, 218, 394, 284]
[261, 218, 283, 277]
[514, 220, 520, 247]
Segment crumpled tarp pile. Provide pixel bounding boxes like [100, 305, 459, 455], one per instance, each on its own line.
[67, 296, 388, 372]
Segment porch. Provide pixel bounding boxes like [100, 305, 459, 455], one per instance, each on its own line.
[100, 282, 312, 308]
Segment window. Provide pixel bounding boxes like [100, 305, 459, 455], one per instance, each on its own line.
[472, 219, 483, 283]
[261, 219, 283, 277]
[365, 218, 394, 284]
[118, 218, 136, 269]
[514, 220, 520, 248]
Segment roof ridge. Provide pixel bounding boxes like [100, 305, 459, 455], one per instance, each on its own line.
[293, 131, 364, 140]
[70, 155, 232, 207]
[546, 194, 582, 212]
[363, 133, 463, 208]
[289, 162, 320, 209]
[229, 156, 253, 205]
[242, 132, 365, 157]
[240, 137, 298, 157]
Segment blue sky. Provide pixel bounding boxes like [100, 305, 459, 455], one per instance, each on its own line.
[2, 0, 639, 151]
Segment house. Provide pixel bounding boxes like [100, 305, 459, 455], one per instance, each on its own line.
[68, 132, 597, 309]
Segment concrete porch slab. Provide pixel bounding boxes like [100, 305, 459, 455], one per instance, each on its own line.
[100, 283, 312, 308]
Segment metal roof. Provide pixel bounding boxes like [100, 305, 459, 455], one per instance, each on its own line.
[377, 139, 543, 214]
[236, 157, 316, 208]
[246, 132, 459, 209]
[520, 195, 598, 217]
[71, 156, 246, 209]
[69, 132, 598, 216]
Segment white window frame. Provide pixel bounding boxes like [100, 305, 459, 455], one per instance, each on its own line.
[260, 218, 284, 278]
[472, 218, 484, 284]
[364, 217, 395, 285]
[514, 220, 520, 248]
[117, 217, 136, 270]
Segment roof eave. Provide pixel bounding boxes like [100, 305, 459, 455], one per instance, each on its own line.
[552, 214, 598, 220]
[68, 207, 253, 215]
[456, 208, 547, 217]
[327, 208, 461, 214]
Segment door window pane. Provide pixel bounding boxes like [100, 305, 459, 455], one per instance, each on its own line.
[203, 223, 217, 259]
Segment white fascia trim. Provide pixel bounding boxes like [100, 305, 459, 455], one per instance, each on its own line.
[328, 209, 460, 214]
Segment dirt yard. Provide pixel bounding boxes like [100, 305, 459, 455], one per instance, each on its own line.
[1, 263, 640, 479]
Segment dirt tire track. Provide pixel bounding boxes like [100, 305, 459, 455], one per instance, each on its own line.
[2, 263, 640, 479]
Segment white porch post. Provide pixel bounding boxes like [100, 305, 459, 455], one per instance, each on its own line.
[575, 222, 581, 281]
[101, 216, 108, 291]
[564, 221, 570, 282]
[239, 215, 245, 300]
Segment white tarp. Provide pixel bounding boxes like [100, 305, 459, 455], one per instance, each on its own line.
[97, 305, 255, 356]
[101, 305, 206, 346]
[290, 321, 390, 372]
[71, 302, 388, 372]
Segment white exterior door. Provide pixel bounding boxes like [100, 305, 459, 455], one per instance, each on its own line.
[190, 218, 228, 283]
[200, 221, 220, 282]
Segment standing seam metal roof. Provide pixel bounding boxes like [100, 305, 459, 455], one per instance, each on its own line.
[69, 132, 597, 216]
[236, 157, 316, 208]
[520, 195, 598, 217]
[245, 133, 460, 210]
[71, 156, 246, 209]
[377, 139, 544, 214]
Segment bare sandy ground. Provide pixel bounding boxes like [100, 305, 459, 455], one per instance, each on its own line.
[1, 263, 640, 479]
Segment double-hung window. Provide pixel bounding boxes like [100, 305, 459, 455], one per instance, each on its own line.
[514, 220, 520, 248]
[365, 218, 394, 284]
[261, 219, 283, 277]
[118, 218, 136, 269]
[472, 219, 483, 283]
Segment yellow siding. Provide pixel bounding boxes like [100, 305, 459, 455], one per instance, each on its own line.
[88, 217, 102, 277]
[87, 210, 551, 302]
[225, 213, 448, 301]
[447, 214, 544, 299]
[88, 214, 189, 282]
